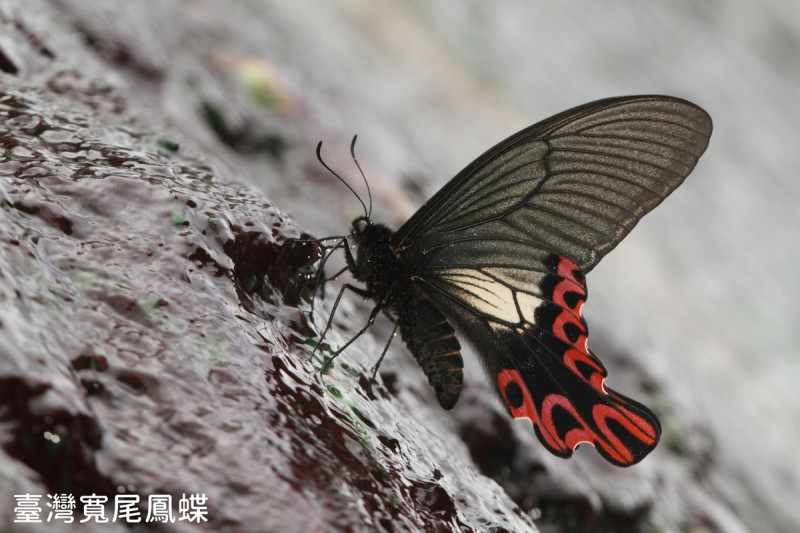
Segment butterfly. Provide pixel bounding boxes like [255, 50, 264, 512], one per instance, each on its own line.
[313, 95, 712, 466]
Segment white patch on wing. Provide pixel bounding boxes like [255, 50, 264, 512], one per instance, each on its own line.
[439, 269, 520, 324]
[515, 292, 544, 324]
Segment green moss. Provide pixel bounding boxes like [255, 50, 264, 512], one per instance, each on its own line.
[170, 211, 187, 228]
[155, 138, 180, 153]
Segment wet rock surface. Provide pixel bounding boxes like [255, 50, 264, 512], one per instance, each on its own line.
[0, 66, 530, 532]
[1, 1, 797, 533]
[0, 4, 532, 532]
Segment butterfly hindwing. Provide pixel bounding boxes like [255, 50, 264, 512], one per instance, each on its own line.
[413, 238, 660, 465]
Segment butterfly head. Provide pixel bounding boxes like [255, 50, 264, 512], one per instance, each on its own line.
[350, 215, 391, 248]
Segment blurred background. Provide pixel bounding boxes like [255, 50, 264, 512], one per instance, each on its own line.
[4, 0, 798, 531]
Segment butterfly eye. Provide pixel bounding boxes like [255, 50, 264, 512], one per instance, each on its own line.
[353, 217, 369, 235]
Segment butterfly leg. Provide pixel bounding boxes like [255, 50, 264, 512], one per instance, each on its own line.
[371, 323, 398, 382]
[314, 265, 348, 312]
[319, 296, 383, 374]
[313, 281, 367, 354]
[309, 236, 348, 318]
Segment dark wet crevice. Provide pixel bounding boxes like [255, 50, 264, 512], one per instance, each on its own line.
[224, 226, 321, 308]
[0, 46, 19, 75]
[200, 100, 288, 158]
[0, 377, 116, 497]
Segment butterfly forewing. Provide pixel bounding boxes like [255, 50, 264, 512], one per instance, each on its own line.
[395, 96, 712, 272]
[392, 95, 710, 465]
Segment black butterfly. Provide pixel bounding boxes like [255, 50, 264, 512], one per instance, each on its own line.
[313, 95, 712, 466]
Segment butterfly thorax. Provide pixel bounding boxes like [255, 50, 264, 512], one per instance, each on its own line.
[350, 218, 408, 298]
[349, 217, 464, 409]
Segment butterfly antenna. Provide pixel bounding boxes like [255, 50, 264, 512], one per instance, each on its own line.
[350, 135, 372, 219]
[316, 141, 368, 217]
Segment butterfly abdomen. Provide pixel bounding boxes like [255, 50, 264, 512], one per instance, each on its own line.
[395, 297, 463, 410]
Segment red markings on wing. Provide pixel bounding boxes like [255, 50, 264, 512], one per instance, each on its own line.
[550, 257, 606, 392]
[593, 402, 658, 449]
[497, 368, 568, 456]
[497, 368, 657, 465]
